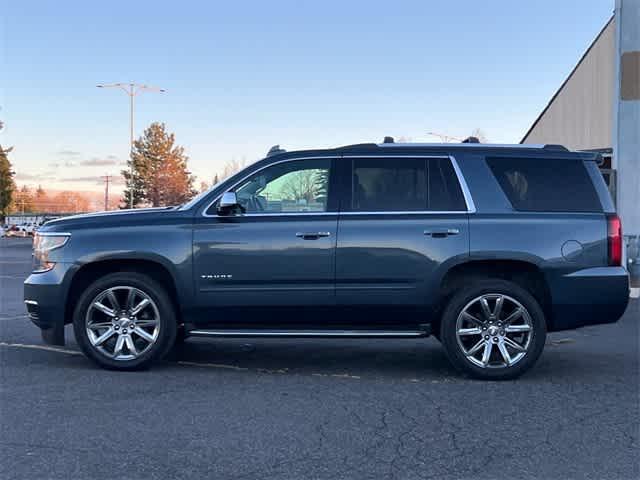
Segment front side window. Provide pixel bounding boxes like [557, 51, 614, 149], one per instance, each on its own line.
[230, 159, 331, 214]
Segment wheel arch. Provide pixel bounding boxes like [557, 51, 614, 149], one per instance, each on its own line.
[65, 256, 183, 326]
[435, 258, 553, 331]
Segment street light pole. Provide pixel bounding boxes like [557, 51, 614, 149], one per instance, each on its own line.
[96, 83, 166, 208]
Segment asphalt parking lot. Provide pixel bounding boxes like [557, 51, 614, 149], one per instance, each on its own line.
[1, 237, 638, 480]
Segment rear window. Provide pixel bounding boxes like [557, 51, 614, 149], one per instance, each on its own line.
[487, 157, 602, 212]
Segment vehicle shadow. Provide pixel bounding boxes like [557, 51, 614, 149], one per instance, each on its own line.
[165, 337, 461, 379]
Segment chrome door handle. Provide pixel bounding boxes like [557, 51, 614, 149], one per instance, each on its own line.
[424, 228, 460, 238]
[296, 231, 331, 240]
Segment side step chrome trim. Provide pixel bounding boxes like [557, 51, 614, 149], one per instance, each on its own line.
[187, 328, 430, 339]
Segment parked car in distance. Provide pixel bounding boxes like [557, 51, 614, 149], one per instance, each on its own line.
[24, 140, 630, 379]
[21, 223, 36, 236]
[5, 225, 25, 237]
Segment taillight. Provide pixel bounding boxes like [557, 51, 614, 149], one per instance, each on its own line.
[607, 214, 622, 266]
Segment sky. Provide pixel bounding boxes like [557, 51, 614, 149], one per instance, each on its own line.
[1, 0, 614, 193]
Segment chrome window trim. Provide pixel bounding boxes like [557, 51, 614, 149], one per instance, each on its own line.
[221, 212, 337, 217]
[448, 155, 477, 213]
[35, 232, 72, 237]
[339, 211, 468, 216]
[201, 154, 476, 217]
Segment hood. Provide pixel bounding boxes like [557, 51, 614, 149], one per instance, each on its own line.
[40, 207, 188, 232]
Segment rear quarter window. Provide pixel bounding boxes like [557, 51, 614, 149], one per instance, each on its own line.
[486, 157, 602, 212]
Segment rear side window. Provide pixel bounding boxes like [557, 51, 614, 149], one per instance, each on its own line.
[352, 158, 427, 211]
[428, 158, 467, 211]
[351, 157, 467, 212]
[487, 157, 602, 212]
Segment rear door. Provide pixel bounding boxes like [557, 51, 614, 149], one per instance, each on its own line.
[335, 155, 471, 306]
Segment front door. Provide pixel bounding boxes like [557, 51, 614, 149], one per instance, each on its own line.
[335, 155, 470, 306]
[193, 157, 338, 308]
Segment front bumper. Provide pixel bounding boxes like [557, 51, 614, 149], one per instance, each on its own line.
[548, 266, 630, 331]
[23, 263, 73, 345]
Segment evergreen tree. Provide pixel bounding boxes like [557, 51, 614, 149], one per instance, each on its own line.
[121, 122, 196, 208]
[0, 121, 16, 223]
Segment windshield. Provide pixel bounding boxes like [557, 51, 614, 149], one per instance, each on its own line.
[178, 158, 265, 211]
[177, 178, 227, 211]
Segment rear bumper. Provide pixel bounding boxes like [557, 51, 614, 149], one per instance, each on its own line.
[548, 267, 630, 331]
[23, 263, 73, 346]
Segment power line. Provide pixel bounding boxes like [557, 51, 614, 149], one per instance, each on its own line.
[426, 131, 465, 143]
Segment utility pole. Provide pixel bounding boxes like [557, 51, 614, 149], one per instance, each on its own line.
[96, 83, 166, 208]
[101, 174, 112, 211]
[426, 132, 465, 143]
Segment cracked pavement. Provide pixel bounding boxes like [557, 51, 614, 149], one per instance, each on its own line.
[1, 238, 638, 479]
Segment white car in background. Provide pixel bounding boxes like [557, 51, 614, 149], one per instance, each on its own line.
[18, 223, 37, 236]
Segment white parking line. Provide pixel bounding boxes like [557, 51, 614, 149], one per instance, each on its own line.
[0, 341, 81, 356]
[0, 314, 29, 321]
[0, 342, 364, 379]
[177, 360, 249, 371]
[630, 288, 639, 299]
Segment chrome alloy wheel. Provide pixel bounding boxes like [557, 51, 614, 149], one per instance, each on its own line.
[85, 286, 161, 361]
[455, 294, 533, 369]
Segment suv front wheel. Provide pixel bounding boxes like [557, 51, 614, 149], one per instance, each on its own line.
[440, 280, 546, 380]
[73, 272, 177, 370]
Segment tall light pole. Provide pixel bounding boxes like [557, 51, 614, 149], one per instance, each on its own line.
[96, 83, 166, 208]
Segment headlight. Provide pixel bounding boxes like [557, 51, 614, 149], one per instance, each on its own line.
[33, 233, 70, 273]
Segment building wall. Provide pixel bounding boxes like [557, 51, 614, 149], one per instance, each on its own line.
[522, 18, 615, 150]
[613, 0, 640, 241]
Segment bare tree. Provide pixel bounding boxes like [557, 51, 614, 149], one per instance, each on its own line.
[471, 128, 489, 143]
[219, 157, 247, 181]
[280, 170, 321, 203]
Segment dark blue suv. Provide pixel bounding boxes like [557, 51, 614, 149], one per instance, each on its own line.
[24, 141, 630, 379]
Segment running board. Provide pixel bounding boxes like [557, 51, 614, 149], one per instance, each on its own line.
[187, 327, 431, 339]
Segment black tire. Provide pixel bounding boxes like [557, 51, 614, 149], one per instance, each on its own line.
[440, 279, 546, 380]
[73, 272, 177, 370]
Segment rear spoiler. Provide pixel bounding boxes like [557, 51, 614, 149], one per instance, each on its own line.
[593, 153, 605, 166]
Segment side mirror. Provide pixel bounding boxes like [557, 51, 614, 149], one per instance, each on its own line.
[217, 191, 242, 216]
[219, 191, 238, 208]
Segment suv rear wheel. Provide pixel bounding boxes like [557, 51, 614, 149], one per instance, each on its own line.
[73, 272, 177, 370]
[440, 280, 546, 380]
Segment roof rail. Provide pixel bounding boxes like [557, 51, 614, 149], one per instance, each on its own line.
[377, 142, 550, 149]
[374, 142, 570, 151]
[542, 144, 569, 151]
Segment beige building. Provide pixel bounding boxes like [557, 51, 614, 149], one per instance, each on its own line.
[522, 18, 616, 152]
[521, 1, 639, 279]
